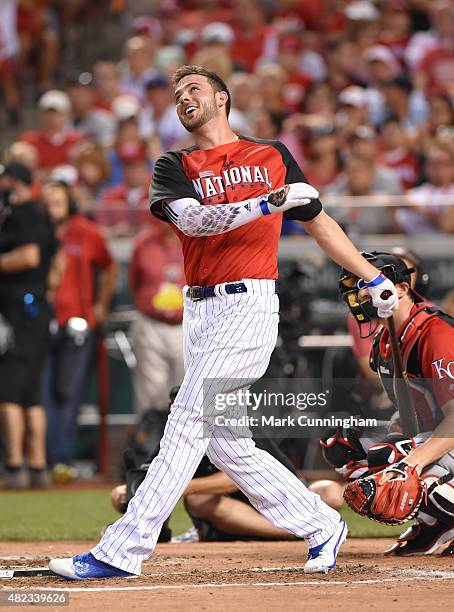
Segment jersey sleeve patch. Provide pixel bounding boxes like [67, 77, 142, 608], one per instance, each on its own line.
[270, 140, 323, 222]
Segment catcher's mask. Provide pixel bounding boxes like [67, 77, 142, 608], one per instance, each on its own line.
[339, 251, 416, 336]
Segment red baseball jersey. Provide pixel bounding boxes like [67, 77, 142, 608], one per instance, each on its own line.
[149, 136, 322, 286]
[19, 129, 85, 170]
[54, 214, 113, 328]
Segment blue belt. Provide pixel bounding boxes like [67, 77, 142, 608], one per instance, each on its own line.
[187, 282, 248, 301]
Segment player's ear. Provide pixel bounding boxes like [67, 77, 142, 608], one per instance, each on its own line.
[216, 91, 228, 109]
[396, 282, 410, 298]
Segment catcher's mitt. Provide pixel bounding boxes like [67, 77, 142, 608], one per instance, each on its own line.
[343, 462, 426, 525]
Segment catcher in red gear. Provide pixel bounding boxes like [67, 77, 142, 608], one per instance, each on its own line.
[338, 252, 454, 556]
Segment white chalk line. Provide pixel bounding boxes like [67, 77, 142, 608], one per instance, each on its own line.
[1, 566, 453, 593]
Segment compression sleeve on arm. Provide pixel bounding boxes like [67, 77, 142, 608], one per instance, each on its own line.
[163, 197, 266, 237]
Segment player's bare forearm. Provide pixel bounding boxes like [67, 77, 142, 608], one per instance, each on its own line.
[47, 249, 67, 301]
[183, 471, 238, 496]
[302, 211, 379, 281]
[0, 244, 40, 273]
[403, 400, 454, 471]
[94, 261, 118, 323]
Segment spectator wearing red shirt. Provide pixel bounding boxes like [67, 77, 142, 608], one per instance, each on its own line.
[96, 141, 153, 236]
[19, 90, 85, 179]
[41, 181, 117, 471]
[128, 224, 185, 448]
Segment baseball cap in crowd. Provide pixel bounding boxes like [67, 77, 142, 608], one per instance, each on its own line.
[349, 125, 376, 141]
[38, 90, 71, 113]
[201, 22, 234, 46]
[111, 94, 141, 121]
[117, 142, 147, 164]
[50, 165, 79, 186]
[0, 161, 33, 186]
[67, 71, 94, 88]
[308, 123, 336, 137]
[344, 0, 379, 20]
[363, 45, 400, 75]
[145, 74, 170, 90]
[339, 86, 368, 108]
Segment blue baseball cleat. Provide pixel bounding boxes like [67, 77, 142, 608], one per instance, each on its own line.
[49, 552, 138, 580]
[304, 517, 348, 574]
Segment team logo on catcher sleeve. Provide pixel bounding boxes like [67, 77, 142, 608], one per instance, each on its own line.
[431, 358, 454, 379]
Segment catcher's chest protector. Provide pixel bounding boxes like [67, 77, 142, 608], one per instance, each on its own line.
[371, 306, 444, 431]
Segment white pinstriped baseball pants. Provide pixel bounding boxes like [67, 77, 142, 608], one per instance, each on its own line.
[92, 279, 340, 574]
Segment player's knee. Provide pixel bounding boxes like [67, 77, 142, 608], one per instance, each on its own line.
[111, 484, 127, 513]
[309, 480, 345, 510]
[209, 496, 234, 522]
[184, 494, 221, 519]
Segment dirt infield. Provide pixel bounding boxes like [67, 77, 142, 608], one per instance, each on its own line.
[1, 539, 453, 611]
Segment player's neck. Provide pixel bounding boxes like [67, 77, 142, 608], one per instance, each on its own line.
[193, 118, 238, 150]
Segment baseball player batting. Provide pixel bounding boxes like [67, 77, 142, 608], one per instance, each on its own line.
[49, 66, 398, 580]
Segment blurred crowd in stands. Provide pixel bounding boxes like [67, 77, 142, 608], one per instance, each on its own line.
[0, 0, 453, 236]
[1, 0, 454, 489]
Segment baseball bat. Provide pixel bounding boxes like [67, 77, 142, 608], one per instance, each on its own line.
[386, 314, 419, 437]
[0, 568, 53, 578]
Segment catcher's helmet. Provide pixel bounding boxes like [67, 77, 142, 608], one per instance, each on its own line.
[339, 251, 416, 326]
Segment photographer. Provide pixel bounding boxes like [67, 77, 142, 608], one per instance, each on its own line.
[0, 162, 57, 489]
[41, 181, 117, 477]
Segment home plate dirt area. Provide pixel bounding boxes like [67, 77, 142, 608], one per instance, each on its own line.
[1, 540, 453, 611]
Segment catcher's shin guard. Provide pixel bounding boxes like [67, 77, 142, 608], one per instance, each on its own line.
[384, 520, 454, 556]
[421, 474, 454, 524]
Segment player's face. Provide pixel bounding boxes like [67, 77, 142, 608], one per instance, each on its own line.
[174, 75, 219, 132]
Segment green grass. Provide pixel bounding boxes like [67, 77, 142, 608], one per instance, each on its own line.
[0, 490, 402, 541]
[340, 506, 403, 538]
